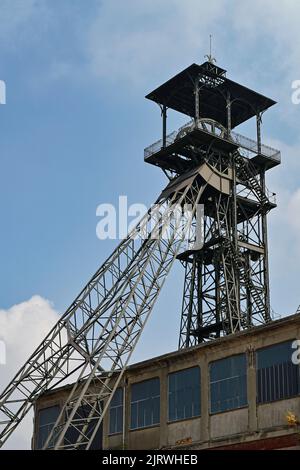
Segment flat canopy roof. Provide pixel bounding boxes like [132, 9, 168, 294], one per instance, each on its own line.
[146, 62, 276, 129]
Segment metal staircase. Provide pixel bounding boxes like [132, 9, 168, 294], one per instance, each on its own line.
[227, 242, 266, 322]
[234, 151, 269, 205]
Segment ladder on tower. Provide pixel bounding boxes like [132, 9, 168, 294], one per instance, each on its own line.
[234, 151, 269, 205]
[227, 242, 267, 323]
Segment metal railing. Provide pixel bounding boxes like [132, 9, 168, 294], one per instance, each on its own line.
[144, 119, 281, 163]
[232, 132, 281, 162]
[237, 186, 276, 205]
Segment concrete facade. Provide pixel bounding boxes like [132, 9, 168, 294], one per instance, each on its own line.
[33, 314, 300, 450]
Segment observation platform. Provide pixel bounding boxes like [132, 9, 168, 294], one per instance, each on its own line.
[144, 119, 281, 173]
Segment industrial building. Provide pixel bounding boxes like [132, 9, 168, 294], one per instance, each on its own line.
[1, 57, 297, 451]
[33, 314, 300, 450]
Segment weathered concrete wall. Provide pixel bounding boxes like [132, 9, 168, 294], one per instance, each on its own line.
[128, 426, 160, 450]
[258, 398, 300, 430]
[210, 408, 248, 439]
[33, 314, 300, 450]
[167, 418, 201, 446]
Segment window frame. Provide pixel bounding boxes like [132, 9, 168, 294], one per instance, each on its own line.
[209, 353, 248, 415]
[109, 387, 124, 436]
[130, 377, 160, 431]
[256, 339, 300, 404]
[168, 365, 201, 423]
[36, 404, 61, 450]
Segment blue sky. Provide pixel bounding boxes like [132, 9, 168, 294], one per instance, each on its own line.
[1, 0, 300, 448]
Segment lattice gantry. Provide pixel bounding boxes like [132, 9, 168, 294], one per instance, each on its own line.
[144, 60, 280, 346]
[0, 60, 281, 449]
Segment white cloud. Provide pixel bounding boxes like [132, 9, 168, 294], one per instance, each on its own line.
[83, 0, 299, 84]
[80, 0, 300, 137]
[263, 136, 300, 316]
[85, 0, 225, 86]
[269, 186, 300, 317]
[0, 295, 58, 449]
[0, 0, 50, 48]
[0, 0, 299, 96]
[232, 0, 300, 67]
[287, 188, 300, 232]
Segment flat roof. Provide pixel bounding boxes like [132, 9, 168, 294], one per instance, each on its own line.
[146, 62, 276, 129]
[129, 313, 299, 371]
[37, 313, 299, 400]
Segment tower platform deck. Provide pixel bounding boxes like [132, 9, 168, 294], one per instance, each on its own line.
[145, 119, 281, 173]
[146, 62, 276, 128]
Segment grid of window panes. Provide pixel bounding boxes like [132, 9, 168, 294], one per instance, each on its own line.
[64, 403, 103, 449]
[210, 354, 247, 413]
[109, 388, 123, 434]
[257, 340, 300, 404]
[36, 405, 60, 449]
[130, 378, 160, 430]
[168, 367, 200, 422]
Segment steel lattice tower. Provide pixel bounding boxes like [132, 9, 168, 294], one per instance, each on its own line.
[0, 60, 281, 449]
[144, 61, 280, 347]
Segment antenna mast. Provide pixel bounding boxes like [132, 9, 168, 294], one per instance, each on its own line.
[205, 34, 216, 63]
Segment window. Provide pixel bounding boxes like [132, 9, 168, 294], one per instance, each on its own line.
[257, 340, 300, 404]
[210, 354, 247, 413]
[36, 405, 60, 449]
[168, 367, 200, 422]
[109, 388, 123, 435]
[64, 403, 103, 449]
[130, 378, 160, 430]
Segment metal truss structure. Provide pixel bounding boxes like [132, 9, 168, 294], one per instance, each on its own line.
[0, 170, 206, 449]
[178, 149, 274, 347]
[0, 59, 281, 449]
[144, 60, 280, 346]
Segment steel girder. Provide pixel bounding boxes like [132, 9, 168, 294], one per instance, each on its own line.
[179, 150, 273, 346]
[0, 172, 206, 449]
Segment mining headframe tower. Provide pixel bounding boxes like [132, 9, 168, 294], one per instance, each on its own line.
[0, 59, 282, 449]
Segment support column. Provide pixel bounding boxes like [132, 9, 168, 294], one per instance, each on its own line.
[231, 152, 241, 327]
[200, 354, 209, 443]
[122, 379, 127, 450]
[159, 365, 168, 448]
[194, 78, 200, 126]
[232, 152, 238, 251]
[226, 93, 232, 137]
[196, 258, 203, 340]
[124, 378, 130, 449]
[256, 112, 271, 321]
[246, 252, 252, 327]
[215, 260, 221, 338]
[247, 347, 258, 432]
[162, 105, 167, 148]
[186, 257, 197, 348]
[256, 113, 262, 154]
